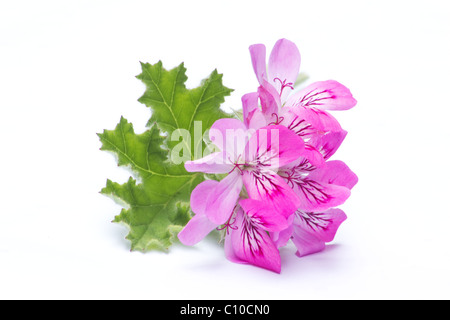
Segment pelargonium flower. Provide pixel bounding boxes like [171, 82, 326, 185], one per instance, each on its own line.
[242, 38, 357, 138]
[183, 118, 306, 226]
[178, 180, 289, 273]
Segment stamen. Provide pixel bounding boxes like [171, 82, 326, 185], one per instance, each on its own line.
[268, 113, 285, 126]
[216, 210, 238, 234]
[228, 154, 245, 175]
[273, 77, 294, 96]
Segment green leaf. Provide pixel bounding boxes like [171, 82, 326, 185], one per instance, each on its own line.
[99, 62, 233, 251]
[137, 61, 233, 159]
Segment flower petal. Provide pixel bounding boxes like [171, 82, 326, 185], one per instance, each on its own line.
[209, 118, 248, 161]
[309, 130, 348, 160]
[291, 208, 347, 257]
[271, 223, 294, 248]
[190, 180, 219, 215]
[248, 109, 269, 130]
[244, 125, 305, 169]
[178, 180, 220, 245]
[205, 170, 243, 225]
[178, 213, 218, 246]
[242, 92, 259, 129]
[287, 80, 357, 111]
[239, 199, 289, 232]
[258, 83, 280, 116]
[184, 151, 232, 174]
[228, 208, 282, 273]
[243, 170, 300, 218]
[282, 169, 351, 212]
[290, 105, 342, 133]
[308, 160, 358, 190]
[249, 43, 267, 85]
[268, 38, 301, 103]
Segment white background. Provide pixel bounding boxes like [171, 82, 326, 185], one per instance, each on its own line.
[1, 0, 449, 299]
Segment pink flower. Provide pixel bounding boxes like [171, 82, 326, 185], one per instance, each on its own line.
[243, 38, 357, 137]
[184, 119, 306, 225]
[273, 157, 358, 256]
[178, 180, 289, 273]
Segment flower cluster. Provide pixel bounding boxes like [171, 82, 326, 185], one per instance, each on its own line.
[178, 39, 358, 273]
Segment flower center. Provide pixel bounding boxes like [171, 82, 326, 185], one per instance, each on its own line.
[228, 154, 247, 175]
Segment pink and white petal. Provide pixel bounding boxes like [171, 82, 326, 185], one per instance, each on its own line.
[209, 118, 248, 161]
[288, 175, 351, 212]
[229, 209, 282, 273]
[267, 38, 301, 103]
[291, 208, 347, 256]
[239, 199, 289, 232]
[301, 145, 325, 168]
[291, 228, 326, 257]
[242, 92, 259, 129]
[178, 180, 221, 245]
[178, 213, 218, 246]
[244, 125, 304, 168]
[185, 151, 232, 174]
[308, 130, 347, 160]
[286, 80, 357, 111]
[260, 80, 282, 113]
[248, 109, 269, 130]
[258, 84, 280, 117]
[308, 160, 358, 190]
[290, 106, 342, 133]
[205, 170, 243, 225]
[190, 180, 220, 215]
[249, 43, 267, 85]
[270, 213, 295, 248]
[224, 227, 246, 265]
[270, 223, 294, 249]
[243, 170, 301, 218]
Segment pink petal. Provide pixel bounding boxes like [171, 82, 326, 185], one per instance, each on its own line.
[248, 109, 269, 130]
[209, 118, 248, 161]
[290, 105, 342, 133]
[292, 228, 326, 257]
[241, 92, 259, 129]
[309, 130, 347, 160]
[300, 145, 326, 168]
[268, 38, 301, 103]
[259, 80, 281, 114]
[224, 226, 244, 264]
[271, 223, 294, 248]
[291, 208, 347, 257]
[288, 174, 351, 212]
[243, 170, 300, 218]
[249, 43, 267, 85]
[177, 213, 218, 246]
[185, 151, 232, 174]
[258, 84, 280, 116]
[205, 170, 243, 225]
[190, 180, 219, 215]
[244, 125, 305, 169]
[239, 199, 289, 232]
[178, 180, 220, 245]
[308, 160, 358, 190]
[286, 80, 357, 111]
[228, 209, 282, 273]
